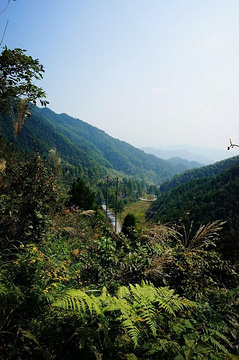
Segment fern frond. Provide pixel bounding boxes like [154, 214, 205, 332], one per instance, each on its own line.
[204, 327, 232, 347]
[122, 318, 140, 346]
[117, 285, 130, 299]
[209, 337, 230, 354]
[141, 307, 157, 336]
[53, 282, 195, 349]
[53, 289, 101, 315]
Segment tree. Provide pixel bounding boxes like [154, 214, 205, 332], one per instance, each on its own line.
[0, 148, 57, 244]
[122, 213, 136, 236]
[68, 177, 96, 210]
[0, 46, 48, 138]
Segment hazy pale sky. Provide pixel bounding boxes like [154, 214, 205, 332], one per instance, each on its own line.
[1, 0, 239, 152]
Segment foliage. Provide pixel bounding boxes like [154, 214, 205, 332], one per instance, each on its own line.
[143, 223, 238, 290]
[52, 281, 234, 359]
[122, 213, 137, 236]
[1, 215, 238, 358]
[68, 177, 96, 210]
[0, 120, 239, 358]
[0, 149, 57, 244]
[74, 229, 153, 290]
[0, 46, 47, 138]
[141, 225, 239, 357]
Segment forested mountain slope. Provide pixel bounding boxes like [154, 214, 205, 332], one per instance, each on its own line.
[0, 106, 187, 183]
[147, 165, 239, 263]
[166, 157, 203, 172]
[159, 155, 239, 193]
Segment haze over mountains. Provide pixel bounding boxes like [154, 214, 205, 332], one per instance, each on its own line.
[142, 146, 231, 165]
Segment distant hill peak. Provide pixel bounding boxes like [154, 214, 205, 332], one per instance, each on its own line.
[141, 146, 231, 165]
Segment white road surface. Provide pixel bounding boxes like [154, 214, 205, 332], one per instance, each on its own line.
[102, 204, 121, 233]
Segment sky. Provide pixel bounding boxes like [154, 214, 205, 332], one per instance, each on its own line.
[1, 0, 239, 155]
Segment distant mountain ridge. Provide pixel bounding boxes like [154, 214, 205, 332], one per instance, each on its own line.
[166, 157, 203, 171]
[142, 146, 230, 164]
[0, 106, 199, 184]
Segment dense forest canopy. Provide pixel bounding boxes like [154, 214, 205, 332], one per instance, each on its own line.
[147, 164, 239, 265]
[159, 155, 239, 193]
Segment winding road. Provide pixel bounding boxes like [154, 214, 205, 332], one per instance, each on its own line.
[102, 204, 122, 233]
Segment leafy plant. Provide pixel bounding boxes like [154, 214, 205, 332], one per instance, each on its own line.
[68, 177, 96, 210]
[0, 150, 57, 244]
[52, 281, 233, 359]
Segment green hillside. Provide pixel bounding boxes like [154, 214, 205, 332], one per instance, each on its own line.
[166, 157, 203, 171]
[147, 165, 239, 263]
[0, 106, 187, 183]
[159, 155, 239, 193]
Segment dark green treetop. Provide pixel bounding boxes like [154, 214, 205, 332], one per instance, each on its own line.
[122, 213, 137, 237]
[68, 177, 96, 210]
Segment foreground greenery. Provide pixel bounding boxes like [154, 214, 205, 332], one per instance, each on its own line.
[0, 136, 239, 359]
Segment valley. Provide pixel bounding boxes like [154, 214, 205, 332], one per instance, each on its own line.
[1, 103, 239, 358]
[1, 98, 239, 358]
[1, 0, 239, 356]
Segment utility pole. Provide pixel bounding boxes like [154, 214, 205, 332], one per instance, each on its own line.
[115, 177, 118, 232]
[106, 175, 109, 221]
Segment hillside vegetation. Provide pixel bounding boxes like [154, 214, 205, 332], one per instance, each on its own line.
[147, 164, 239, 265]
[0, 106, 189, 184]
[159, 155, 239, 193]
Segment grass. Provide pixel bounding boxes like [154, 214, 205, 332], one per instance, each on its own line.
[120, 200, 151, 229]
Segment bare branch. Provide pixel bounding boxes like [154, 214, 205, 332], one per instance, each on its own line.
[0, 0, 10, 14]
[227, 138, 239, 151]
[0, 20, 9, 47]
